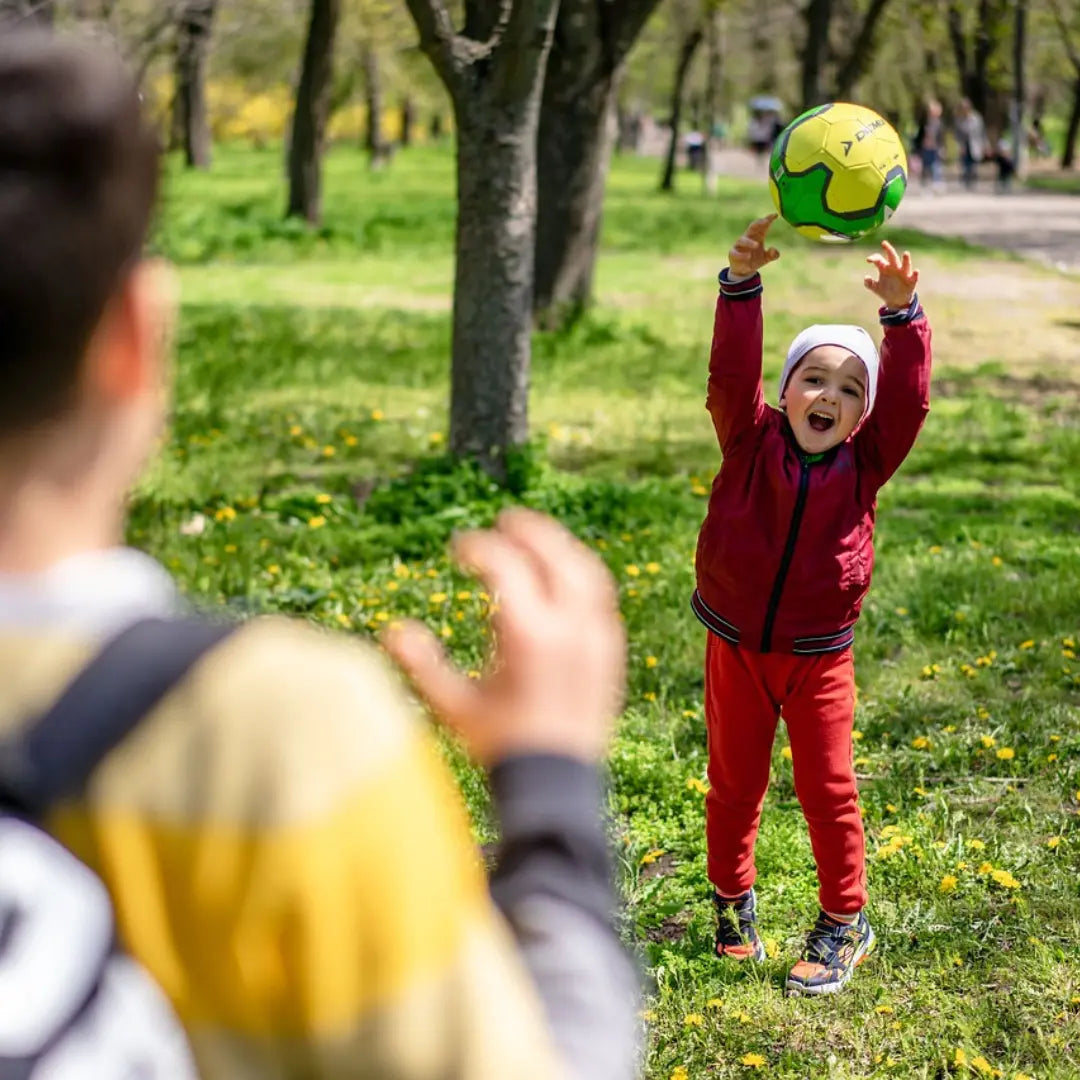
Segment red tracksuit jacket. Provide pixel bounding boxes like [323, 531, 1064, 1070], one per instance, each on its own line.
[691, 269, 933, 655]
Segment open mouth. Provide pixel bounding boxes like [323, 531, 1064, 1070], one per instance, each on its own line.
[807, 411, 835, 433]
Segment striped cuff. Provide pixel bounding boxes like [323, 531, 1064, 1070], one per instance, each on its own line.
[718, 268, 763, 301]
[879, 293, 923, 325]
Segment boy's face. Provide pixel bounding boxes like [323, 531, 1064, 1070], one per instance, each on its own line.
[781, 345, 867, 454]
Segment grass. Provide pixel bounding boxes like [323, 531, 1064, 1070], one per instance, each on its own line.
[141, 143, 1080, 1080]
[1027, 171, 1080, 195]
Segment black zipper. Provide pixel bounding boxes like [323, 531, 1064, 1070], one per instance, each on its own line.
[761, 455, 812, 652]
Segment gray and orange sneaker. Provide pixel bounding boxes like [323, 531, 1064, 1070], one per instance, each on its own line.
[786, 910, 876, 995]
[712, 888, 766, 962]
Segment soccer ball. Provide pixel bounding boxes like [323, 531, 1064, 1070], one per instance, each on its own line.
[769, 102, 907, 243]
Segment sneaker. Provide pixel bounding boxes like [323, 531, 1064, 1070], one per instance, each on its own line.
[786, 910, 876, 996]
[712, 888, 766, 962]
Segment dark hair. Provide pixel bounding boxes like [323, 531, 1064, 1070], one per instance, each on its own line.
[0, 31, 160, 433]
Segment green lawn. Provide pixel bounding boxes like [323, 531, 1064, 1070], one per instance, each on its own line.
[143, 143, 1080, 1080]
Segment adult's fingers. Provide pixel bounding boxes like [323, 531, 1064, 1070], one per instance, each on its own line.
[452, 526, 547, 615]
[495, 508, 617, 611]
[382, 620, 478, 726]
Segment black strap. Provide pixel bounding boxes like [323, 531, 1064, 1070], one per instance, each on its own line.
[0, 617, 237, 818]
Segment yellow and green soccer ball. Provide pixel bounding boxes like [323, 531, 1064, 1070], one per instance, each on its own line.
[769, 102, 907, 243]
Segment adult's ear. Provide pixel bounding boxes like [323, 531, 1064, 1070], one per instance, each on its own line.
[86, 259, 178, 404]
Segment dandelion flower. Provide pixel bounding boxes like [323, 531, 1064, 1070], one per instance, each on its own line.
[875, 1004, 894, 1014]
[970, 1056, 995, 1076]
[981, 735, 997, 748]
[1020, 639, 1035, 650]
[912, 736, 931, 750]
[996, 747, 1015, 760]
[895, 607, 909, 616]
[968, 839, 986, 851]
[741, 1053, 766, 1068]
[1047, 837, 1062, 849]
[321, 445, 336, 457]
[625, 564, 641, 577]
[315, 493, 332, 504]
[780, 746, 793, 760]
[683, 1013, 703, 1027]
[954, 1049, 968, 1067]
[670, 1069, 688, 1080]
[686, 778, 709, 795]
[939, 875, 958, 893]
[991, 869, 1020, 889]
[214, 506, 237, 523]
[645, 562, 661, 575]
[643, 691, 657, 702]
[977, 862, 994, 875]
[706, 997, 724, 1010]
[852, 730, 864, 741]
[645, 656, 658, 668]
[639, 849, 665, 866]
[308, 515, 327, 529]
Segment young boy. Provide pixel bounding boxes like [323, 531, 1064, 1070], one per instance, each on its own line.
[0, 31, 639, 1077]
[692, 214, 932, 995]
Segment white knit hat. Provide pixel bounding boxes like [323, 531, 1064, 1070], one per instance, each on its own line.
[779, 324, 880, 424]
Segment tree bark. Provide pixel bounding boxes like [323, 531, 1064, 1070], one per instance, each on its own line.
[660, 24, 703, 192]
[702, 4, 724, 195]
[1011, 0, 1026, 179]
[363, 45, 390, 168]
[1064, 74, 1080, 170]
[286, 0, 341, 224]
[400, 95, 415, 147]
[404, 0, 560, 478]
[174, 0, 215, 170]
[532, 0, 662, 326]
[801, 0, 833, 111]
[831, 0, 894, 101]
[946, 0, 1009, 118]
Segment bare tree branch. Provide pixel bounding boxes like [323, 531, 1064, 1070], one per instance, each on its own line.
[1048, 0, 1080, 74]
[832, 0, 894, 100]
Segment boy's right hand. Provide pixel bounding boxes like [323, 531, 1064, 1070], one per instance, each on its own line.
[383, 508, 626, 766]
[729, 214, 780, 277]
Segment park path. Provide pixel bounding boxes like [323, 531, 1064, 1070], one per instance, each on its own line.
[707, 147, 1080, 271]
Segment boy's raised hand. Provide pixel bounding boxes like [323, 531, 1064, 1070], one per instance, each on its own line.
[864, 240, 919, 309]
[729, 214, 780, 278]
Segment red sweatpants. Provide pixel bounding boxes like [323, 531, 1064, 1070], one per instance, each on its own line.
[704, 633, 867, 914]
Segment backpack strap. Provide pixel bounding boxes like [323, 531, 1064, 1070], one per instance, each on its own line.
[0, 617, 237, 818]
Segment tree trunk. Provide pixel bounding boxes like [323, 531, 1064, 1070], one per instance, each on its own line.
[364, 45, 390, 168]
[801, 0, 833, 111]
[174, 0, 215, 170]
[400, 95, 415, 147]
[1011, 0, 1026, 179]
[702, 5, 723, 195]
[0, 0, 53, 25]
[1063, 73, 1080, 170]
[534, 74, 618, 326]
[286, 0, 341, 224]
[831, 0, 894, 101]
[404, 0, 560, 479]
[449, 105, 538, 466]
[660, 25, 703, 192]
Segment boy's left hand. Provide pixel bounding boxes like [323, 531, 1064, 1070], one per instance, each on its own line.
[864, 240, 918, 309]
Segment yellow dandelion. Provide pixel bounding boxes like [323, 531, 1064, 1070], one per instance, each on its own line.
[692, 483, 709, 496]
[370, 409, 384, 421]
[335, 613, 352, 628]
[706, 997, 724, 1009]
[386, 581, 399, 591]
[780, 746, 793, 760]
[645, 656, 658, 668]
[741, 1053, 766, 1068]
[996, 747, 1015, 760]
[1064, 637, 1077, 648]
[954, 610, 966, 621]
[1047, 836, 1062, 849]
[223, 543, 237, 554]
[968, 839, 986, 850]
[639, 848, 664, 866]
[939, 874, 958, 893]
[912, 736, 931, 750]
[429, 592, 448, 605]
[764, 938, 780, 959]
[736, 1011, 752, 1023]
[308, 515, 327, 529]
[266, 564, 280, 575]
[1064, 648, 1076, 660]
[929, 544, 943, 554]
[643, 691, 657, 702]
[991, 869, 1020, 889]
[683, 1013, 703, 1027]
[214, 506, 236, 522]
[954, 1049, 968, 1067]
[315, 493, 332, 504]
[670, 1069, 688, 1080]
[288, 424, 303, 436]
[686, 778, 709, 794]
[914, 786, 928, 796]
[321, 445, 336, 457]
[467, 670, 481, 680]
[344, 434, 359, 447]
[456, 590, 473, 601]
[1050, 734, 1061, 742]
[429, 432, 444, 445]
[645, 562, 661, 575]
[1020, 639, 1035, 650]
[886, 803, 897, 813]
[991, 556, 1003, 567]
[895, 607, 909, 616]
[682, 709, 698, 718]
[981, 735, 997, 748]
[875, 1004, 894, 1014]
[627, 588, 639, 598]
[625, 564, 641, 577]
[970, 1057, 995, 1076]
[944, 724, 957, 733]
[852, 729, 864, 741]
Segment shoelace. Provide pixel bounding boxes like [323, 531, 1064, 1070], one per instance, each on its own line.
[804, 913, 861, 966]
[715, 895, 756, 947]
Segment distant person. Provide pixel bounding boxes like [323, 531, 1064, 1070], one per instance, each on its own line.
[747, 110, 775, 159]
[0, 31, 640, 1079]
[954, 97, 985, 190]
[692, 215, 932, 995]
[913, 98, 945, 192]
